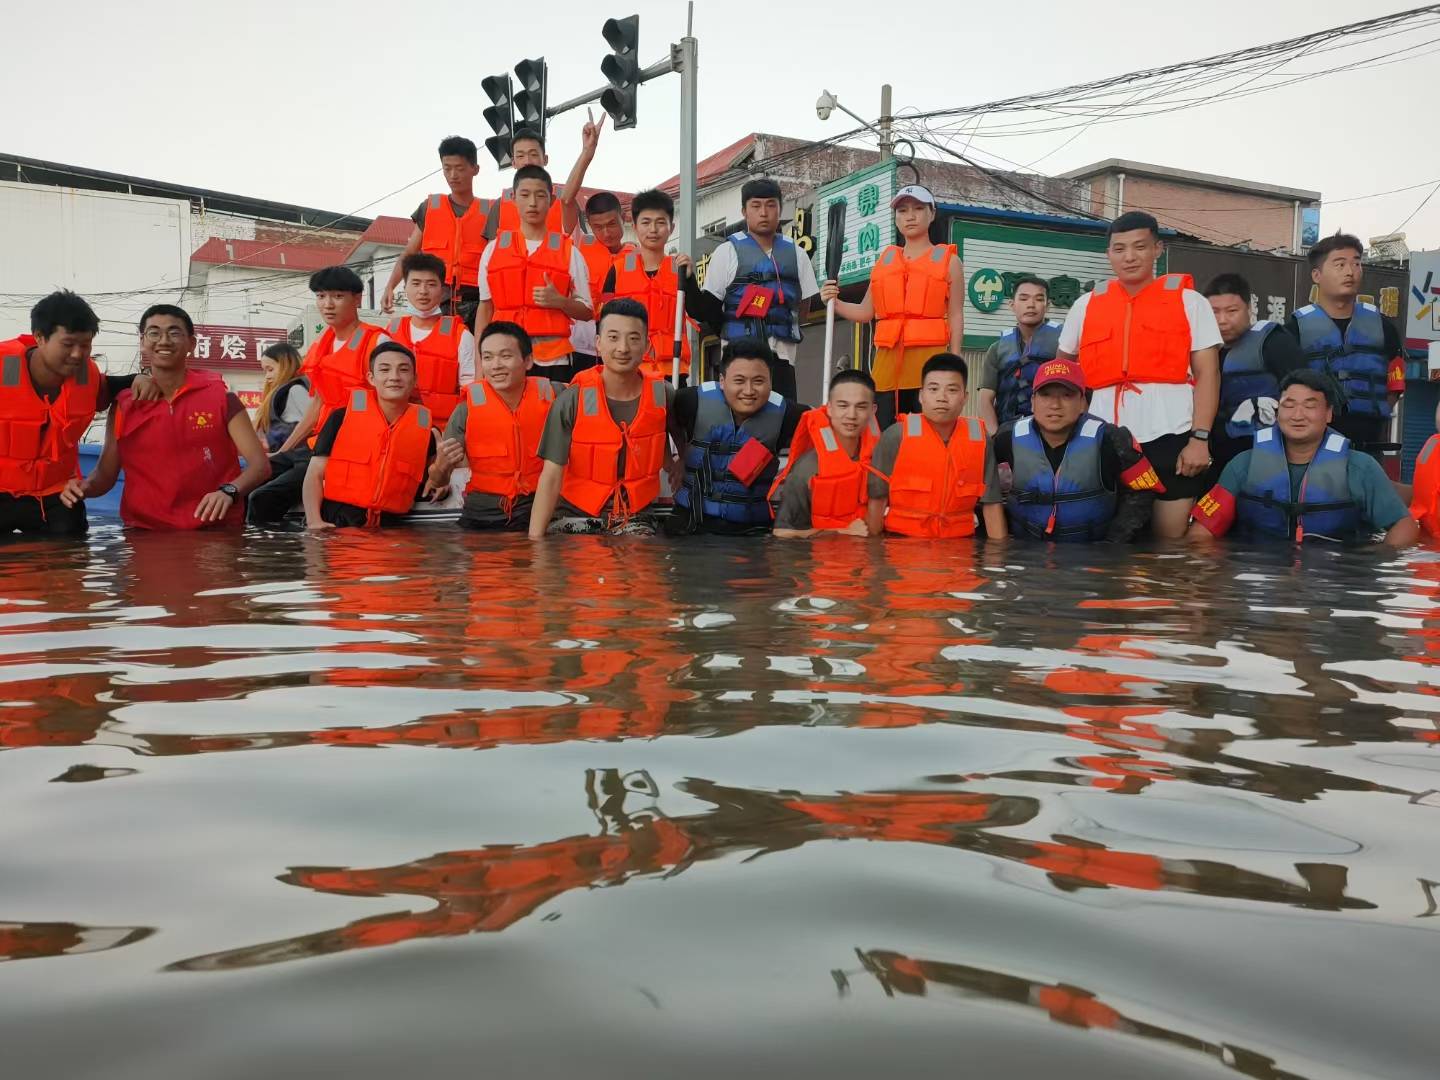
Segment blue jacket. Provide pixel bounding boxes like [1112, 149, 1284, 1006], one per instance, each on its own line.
[1219, 321, 1280, 439]
[721, 234, 804, 344]
[1234, 425, 1362, 542]
[1005, 414, 1117, 542]
[676, 382, 788, 526]
[993, 322, 1062, 425]
[1294, 302, 1390, 419]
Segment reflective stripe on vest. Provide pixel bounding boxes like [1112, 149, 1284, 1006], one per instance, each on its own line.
[819, 426, 840, 453]
[905, 413, 923, 438]
[1, 353, 19, 387]
[536, 379, 555, 402]
[349, 388, 369, 412]
[581, 386, 600, 417]
[469, 382, 488, 407]
[429, 194, 444, 211]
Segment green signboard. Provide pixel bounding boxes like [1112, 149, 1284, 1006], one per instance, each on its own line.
[813, 161, 899, 287]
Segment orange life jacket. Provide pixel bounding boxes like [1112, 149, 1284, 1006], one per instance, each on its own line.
[495, 190, 566, 235]
[301, 323, 386, 447]
[870, 244, 955, 349]
[387, 315, 464, 424]
[463, 376, 556, 511]
[771, 407, 881, 530]
[321, 389, 432, 523]
[559, 365, 669, 518]
[608, 251, 691, 377]
[883, 413, 988, 538]
[1078, 273, 1195, 390]
[577, 235, 625, 316]
[486, 231, 575, 362]
[1412, 433, 1440, 537]
[0, 337, 101, 497]
[419, 193, 492, 289]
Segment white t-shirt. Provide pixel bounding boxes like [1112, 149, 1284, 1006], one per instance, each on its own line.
[701, 235, 821, 363]
[476, 237, 593, 367]
[408, 320, 476, 383]
[1057, 285, 1222, 443]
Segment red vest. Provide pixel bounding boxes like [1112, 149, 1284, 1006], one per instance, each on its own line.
[486, 232, 575, 362]
[608, 251, 691, 377]
[322, 389, 433, 523]
[771, 408, 881, 530]
[559, 366, 669, 517]
[0, 336, 102, 497]
[464, 377, 555, 508]
[883, 413, 988, 538]
[301, 323, 385, 447]
[870, 244, 955, 349]
[387, 315, 464, 424]
[115, 369, 242, 530]
[419, 194, 492, 289]
[1078, 274, 1195, 390]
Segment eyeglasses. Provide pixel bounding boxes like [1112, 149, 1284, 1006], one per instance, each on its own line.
[142, 328, 188, 342]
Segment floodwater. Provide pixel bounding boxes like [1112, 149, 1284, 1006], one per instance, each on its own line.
[2, 527, 1438, 1080]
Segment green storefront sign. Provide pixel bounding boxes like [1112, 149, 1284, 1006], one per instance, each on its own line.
[813, 161, 899, 287]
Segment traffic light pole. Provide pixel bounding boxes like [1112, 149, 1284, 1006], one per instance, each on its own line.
[677, 11, 697, 267]
[544, 57, 675, 119]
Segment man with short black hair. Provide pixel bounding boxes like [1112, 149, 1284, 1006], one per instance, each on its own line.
[381, 136, 491, 328]
[1203, 272, 1304, 472]
[571, 190, 632, 376]
[681, 177, 819, 401]
[0, 290, 159, 536]
[1285, 232, 1406, 460]
[1189, 370, 1415, 546]
[772, 369, 881, 538]
[82, 305, 270, 530]
[668, 337, 804, 535]
[1058, 211, 1222, 538]
[475, 166, 594, 384]
[527, 298, 685, 537]
[601, 188, 693, 384]
[250, 265, 387, 523]
[977, 274, 1062, 432]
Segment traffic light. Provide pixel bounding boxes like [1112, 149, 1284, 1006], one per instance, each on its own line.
[600, 14, 640, 130]
[513, 57, 547, 143]
[482, 73, 515, 168]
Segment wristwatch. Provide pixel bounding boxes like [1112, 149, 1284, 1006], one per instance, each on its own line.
[1190, 429, 1211, 442]
[218, 484, 239, 499]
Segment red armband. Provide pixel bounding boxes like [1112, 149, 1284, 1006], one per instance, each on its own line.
[1388, 358, 1407, 394]
[1120, 455, 1167, 494]
[1191, 486, 1237, 536]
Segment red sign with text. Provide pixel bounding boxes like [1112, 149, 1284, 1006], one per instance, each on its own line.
[190, 325, 290, 372]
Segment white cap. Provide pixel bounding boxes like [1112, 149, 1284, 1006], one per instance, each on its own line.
[890, 185, 935, 208]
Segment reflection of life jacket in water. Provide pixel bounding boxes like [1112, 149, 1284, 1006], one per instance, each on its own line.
[1023, 840, 1165, 891]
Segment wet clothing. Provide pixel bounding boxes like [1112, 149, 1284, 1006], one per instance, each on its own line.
[442, 379, 560, 530]
[1213, 325, 1304, 470]
[0, 492, 87, 537]
[312, 406, 437, 528]
[991, 418, 1156, 542]
[868, 420, 1003, 506]
[1283, 309, 1405, 450]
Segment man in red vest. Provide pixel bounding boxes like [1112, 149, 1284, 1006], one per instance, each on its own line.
[528, 298, 685, 537]
[428, 321, 559, 530]
[475, 167, 595, 384]
[1, 290, 161, 537]
[249, 265, 386, 523]
[303, 342, 439, 529]
[81, 305, 271, 529]
[385, 253, 475, 425]
[1056, 211, 1221, 538]
[380, 136, 490, 329]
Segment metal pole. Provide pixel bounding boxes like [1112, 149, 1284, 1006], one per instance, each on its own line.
[678, 3, 698, 380]
[879, 83, 893, 161]
[822, 301, 835, 404]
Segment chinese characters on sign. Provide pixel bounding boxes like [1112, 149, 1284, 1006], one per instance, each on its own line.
[1248, 294, 1289, 324]
[190, 325, 288, 371]
[812, 162, 900, 286]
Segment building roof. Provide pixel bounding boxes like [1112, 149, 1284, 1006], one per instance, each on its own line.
[357, 215, 416, 247]
[655, 133, 760, 195]
[190, 237, 341, 273]
[0, 152, 374, 231]
[1058, 158, 1320, 203]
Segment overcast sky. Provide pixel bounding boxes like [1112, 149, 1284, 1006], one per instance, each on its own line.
[7, 0, 1437, 248]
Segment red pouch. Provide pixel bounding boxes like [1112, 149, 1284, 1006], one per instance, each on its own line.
[735, 285, 775, 319]
[728, 437, 776, 486]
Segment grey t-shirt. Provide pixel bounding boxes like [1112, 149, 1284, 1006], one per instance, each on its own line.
[442, 380, 561, 528]
[535, 378, 682, 521]
[978, 341, 1003, 394]
[773, 450, 827, 532]
[867, 421, 1003, 503]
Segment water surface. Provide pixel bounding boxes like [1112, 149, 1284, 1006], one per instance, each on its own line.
[2, 528, 1438, 1079]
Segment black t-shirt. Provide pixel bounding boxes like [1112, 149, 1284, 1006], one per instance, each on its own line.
[313, 408, 437, 527]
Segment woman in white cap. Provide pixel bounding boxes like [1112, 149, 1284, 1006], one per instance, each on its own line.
[820, 184, 964, 429]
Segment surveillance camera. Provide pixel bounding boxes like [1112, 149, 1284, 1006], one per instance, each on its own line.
[816, 90, 836, 121]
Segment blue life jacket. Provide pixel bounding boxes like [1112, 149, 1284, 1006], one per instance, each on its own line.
[1235, 426, 1362, 542]
[675, 382, 788, 526]
[1005, 414, 1117, 542]
[721, 233, 804, 344]
[1294, 302, 1390, 419]
[264, 376, 310, 452]
[993, 321, 1062, 425]
[1219, 321, 1280, 439]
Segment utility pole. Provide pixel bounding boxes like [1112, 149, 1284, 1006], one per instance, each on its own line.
[878, 83, 893, 161]
[677, 3, 698, 263]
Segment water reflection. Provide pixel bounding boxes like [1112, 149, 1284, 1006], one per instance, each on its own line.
[0, 919, 153, 963]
